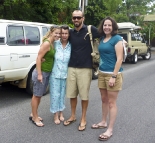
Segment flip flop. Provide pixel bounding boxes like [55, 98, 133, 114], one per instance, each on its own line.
[63, 119, 76, 126]
[29, 116, 43, 121]
[91, 123, 107, 129]
[98, 134, 112, 141]
[78, 123, 86, 131]
[32, 120, 44, 127]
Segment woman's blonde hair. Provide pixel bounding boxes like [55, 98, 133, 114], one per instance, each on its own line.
[42, 26, 61, 42]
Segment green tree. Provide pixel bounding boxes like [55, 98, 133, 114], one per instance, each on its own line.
[119, 0, 155, 24]
[84, 0, 124, 26]
[0, 0, 78, 25]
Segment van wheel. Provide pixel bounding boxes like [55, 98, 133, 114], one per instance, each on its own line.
[142, 50, 151, 60]
[132, 52, 138, 64]
[26, 67, 35, 95]
[92, 68, 98, 80]
[26, 67, 49, 95]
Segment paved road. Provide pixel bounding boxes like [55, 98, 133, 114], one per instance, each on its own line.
[0, 51, 155, 143]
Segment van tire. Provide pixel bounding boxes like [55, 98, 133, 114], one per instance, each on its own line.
[142, 49, 151, 60]
[26, 67, 35, 95]
[132, 52, 138, 64]
[26, 67, 49, 95]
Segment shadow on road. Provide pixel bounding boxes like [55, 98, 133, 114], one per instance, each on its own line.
[0, 83, 31, 108]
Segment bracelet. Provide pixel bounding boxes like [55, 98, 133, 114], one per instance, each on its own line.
[111, 75, 117, 78]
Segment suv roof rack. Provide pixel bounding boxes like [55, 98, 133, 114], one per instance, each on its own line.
[117, 22, 141, 30]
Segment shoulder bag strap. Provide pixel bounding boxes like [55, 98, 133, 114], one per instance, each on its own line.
[87, 25, 95, 53]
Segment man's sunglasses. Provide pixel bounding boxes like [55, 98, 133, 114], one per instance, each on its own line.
[72, 16, 83, 20]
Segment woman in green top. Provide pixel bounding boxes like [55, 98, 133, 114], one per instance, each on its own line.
[29, 26, 61, 127]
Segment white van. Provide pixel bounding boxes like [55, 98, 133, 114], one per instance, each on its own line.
[0, 19, 55, 94]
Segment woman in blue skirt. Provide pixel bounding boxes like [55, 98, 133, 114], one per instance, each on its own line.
[49, 25, 71, 124]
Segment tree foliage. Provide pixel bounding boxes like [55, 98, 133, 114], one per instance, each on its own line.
[0, 0, 78, 24]
[0, 0, 155, 42]
[118, 0, 155, 24]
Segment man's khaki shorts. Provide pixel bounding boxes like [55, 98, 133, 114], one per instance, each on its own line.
[98, 71, 123, 91]
[66, 67, 92, 100]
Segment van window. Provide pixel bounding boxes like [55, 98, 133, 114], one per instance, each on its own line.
[0, 37, 5, 44]
[7, 25, 40, 45]
[42, 27, 48, 36]
[7, 26, 25, 45]
[25, 26, 40, 45]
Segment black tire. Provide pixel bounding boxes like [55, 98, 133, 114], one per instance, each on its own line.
[92, 68, 98, 80]
[26, 67, 49, 95]
[132, 51, 138, 64]
[142, 49, 151, 60]
[26, 67, 35, 95]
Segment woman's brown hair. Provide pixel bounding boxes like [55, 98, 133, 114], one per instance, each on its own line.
[98, 17, 118, 37]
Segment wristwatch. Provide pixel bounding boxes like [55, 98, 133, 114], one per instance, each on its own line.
[111, 75, 117, 78]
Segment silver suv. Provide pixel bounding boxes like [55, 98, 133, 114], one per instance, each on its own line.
[118, 22, 151, 63]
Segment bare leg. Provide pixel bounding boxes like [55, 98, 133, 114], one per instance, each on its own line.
[92, 89, 108, 128]
[63, 98, 77, 125]
[99, 91, 118, 138]
[101, 89, 109, 126]
[78, 100, 88, 130]
[54, 112, 60, 124]
[31, 95, 44, 126]
[30, 99, 42, 120]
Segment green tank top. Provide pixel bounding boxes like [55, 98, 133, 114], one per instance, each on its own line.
[41, 39, 55, 72]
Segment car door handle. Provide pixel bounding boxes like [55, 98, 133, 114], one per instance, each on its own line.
[19, 55, 30, 58]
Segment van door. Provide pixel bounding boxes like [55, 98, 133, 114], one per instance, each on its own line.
[5, 25, 40, 71]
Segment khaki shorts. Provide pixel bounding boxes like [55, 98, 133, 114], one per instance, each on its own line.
[98, 71, 123, 91]
[66, 67, 92, 100]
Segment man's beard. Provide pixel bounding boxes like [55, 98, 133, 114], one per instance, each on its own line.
[74, 22, 82, 28]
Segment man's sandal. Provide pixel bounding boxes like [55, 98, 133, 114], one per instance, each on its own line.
[78, 124, 86, 131]
[98, 133, 112, 141]
[91, 124, 107, 129]
[63, 119, 76, 126]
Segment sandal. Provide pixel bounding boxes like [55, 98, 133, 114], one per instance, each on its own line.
[98, 133, 112, 141]
[63, 119, 76, 126]
[78, 123, 86, 131]
[91, 123, 107, 129]
[29, 116, 43, 121]
[32, 120, 44, 127]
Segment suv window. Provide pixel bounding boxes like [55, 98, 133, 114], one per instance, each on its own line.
[42, 27, 48, 36]
[7, 26, 25, 45]
[131, 33, 142, 41]
[7, 25, 40, 45]
[25, 26, 40, 45]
